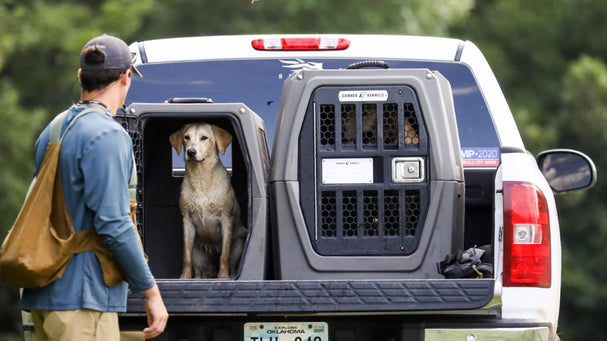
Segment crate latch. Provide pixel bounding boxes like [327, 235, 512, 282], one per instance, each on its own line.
[391, 157, 425, 183]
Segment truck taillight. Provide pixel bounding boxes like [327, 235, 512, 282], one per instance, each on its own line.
[251, 37, 350, 51]
[503, 181, 551, 287]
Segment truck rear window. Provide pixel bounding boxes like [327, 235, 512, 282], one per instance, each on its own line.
[127, 59, 499, 151]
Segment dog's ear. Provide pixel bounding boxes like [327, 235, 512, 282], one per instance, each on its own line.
[212, 125, 232, 155]
[169, 128, 184, 155]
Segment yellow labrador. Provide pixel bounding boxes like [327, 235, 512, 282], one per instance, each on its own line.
[170, 123, 247, 279]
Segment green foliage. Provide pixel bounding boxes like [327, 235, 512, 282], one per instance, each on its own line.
[137, 0, 472, 38]
[0, 82, 45, 230]
[452, 0, 607, 151]
[2, 0, 154, 114]
[453, 2, 607, 339]
[554, 56, 607, 339]
[560, 56, 607, 150]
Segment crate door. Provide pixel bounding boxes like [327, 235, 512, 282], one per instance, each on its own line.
[299, 86, 430, 256]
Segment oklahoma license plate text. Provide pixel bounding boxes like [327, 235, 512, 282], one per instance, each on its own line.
[244, 322, 328, 341]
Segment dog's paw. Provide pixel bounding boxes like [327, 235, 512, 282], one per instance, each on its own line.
[217, 270, 230, 279]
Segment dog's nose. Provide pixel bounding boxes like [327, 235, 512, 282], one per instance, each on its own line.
[186, 148, 197, 158]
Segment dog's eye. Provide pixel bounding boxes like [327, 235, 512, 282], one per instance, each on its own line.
[184, 135, 190, 141]
[201, 136, 208, 141]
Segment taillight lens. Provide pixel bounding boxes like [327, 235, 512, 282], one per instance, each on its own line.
[252, 37, 351, 51]
[503, 182, 551, 287]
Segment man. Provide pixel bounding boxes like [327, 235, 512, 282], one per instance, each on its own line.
[20, 34, 168, 340]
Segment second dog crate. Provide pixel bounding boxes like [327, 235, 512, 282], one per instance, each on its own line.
[270, 69, 465, 280]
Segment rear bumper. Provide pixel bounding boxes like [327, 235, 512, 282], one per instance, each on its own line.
[25, 312, 556, 341]
[425, 327, 551, 341]
[127, 279, 496, 314]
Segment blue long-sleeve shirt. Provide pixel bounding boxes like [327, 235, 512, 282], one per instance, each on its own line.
[21, 105, 155, 312]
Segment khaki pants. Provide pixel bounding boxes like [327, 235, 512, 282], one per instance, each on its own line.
[31, 309, 120, 341]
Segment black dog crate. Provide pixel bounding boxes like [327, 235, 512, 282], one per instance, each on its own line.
[270, 69, 465, 280]
[116, 102, 270, 280]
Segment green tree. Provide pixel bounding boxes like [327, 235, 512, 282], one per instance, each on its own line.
[451, 1, 607, 339]
[555, 56, 607, 339]
[137, 0, 472, 39]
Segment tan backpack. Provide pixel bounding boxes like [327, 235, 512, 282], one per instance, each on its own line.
[0, 109, 138, 288]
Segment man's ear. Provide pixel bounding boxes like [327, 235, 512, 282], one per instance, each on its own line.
[120, 70, 132, 85]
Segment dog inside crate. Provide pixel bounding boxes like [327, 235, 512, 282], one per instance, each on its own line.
[339, 102, 419, 147]
[140, 116, 249, 279]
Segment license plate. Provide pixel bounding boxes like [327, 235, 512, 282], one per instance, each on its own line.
[244, 322, 328, 341]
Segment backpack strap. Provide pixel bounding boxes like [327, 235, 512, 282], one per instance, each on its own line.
[49, 108, 101, 143]
[48, 110, 69, 143]
[49, 108, 102, 143]
[27, 109, 101, 196]
[129, 157, 137, 201]
[48, 108, 137, 193]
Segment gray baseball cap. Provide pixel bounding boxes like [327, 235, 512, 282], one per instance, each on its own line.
[80, 34, 142, 77]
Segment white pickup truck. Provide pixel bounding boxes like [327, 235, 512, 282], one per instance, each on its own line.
[27, 35, 596, 341]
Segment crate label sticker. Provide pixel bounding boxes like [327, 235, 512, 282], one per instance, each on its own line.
[322, 158, 373, 184]
[462, 147, 500, 167]
[338, 90, 388, 102]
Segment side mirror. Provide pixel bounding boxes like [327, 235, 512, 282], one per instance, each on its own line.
[536, 149, 597, 194]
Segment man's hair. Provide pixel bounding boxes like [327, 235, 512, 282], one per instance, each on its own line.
[79, 46, 127, 91]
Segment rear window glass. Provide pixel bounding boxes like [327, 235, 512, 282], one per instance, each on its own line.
[127, 59, 499, 150]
